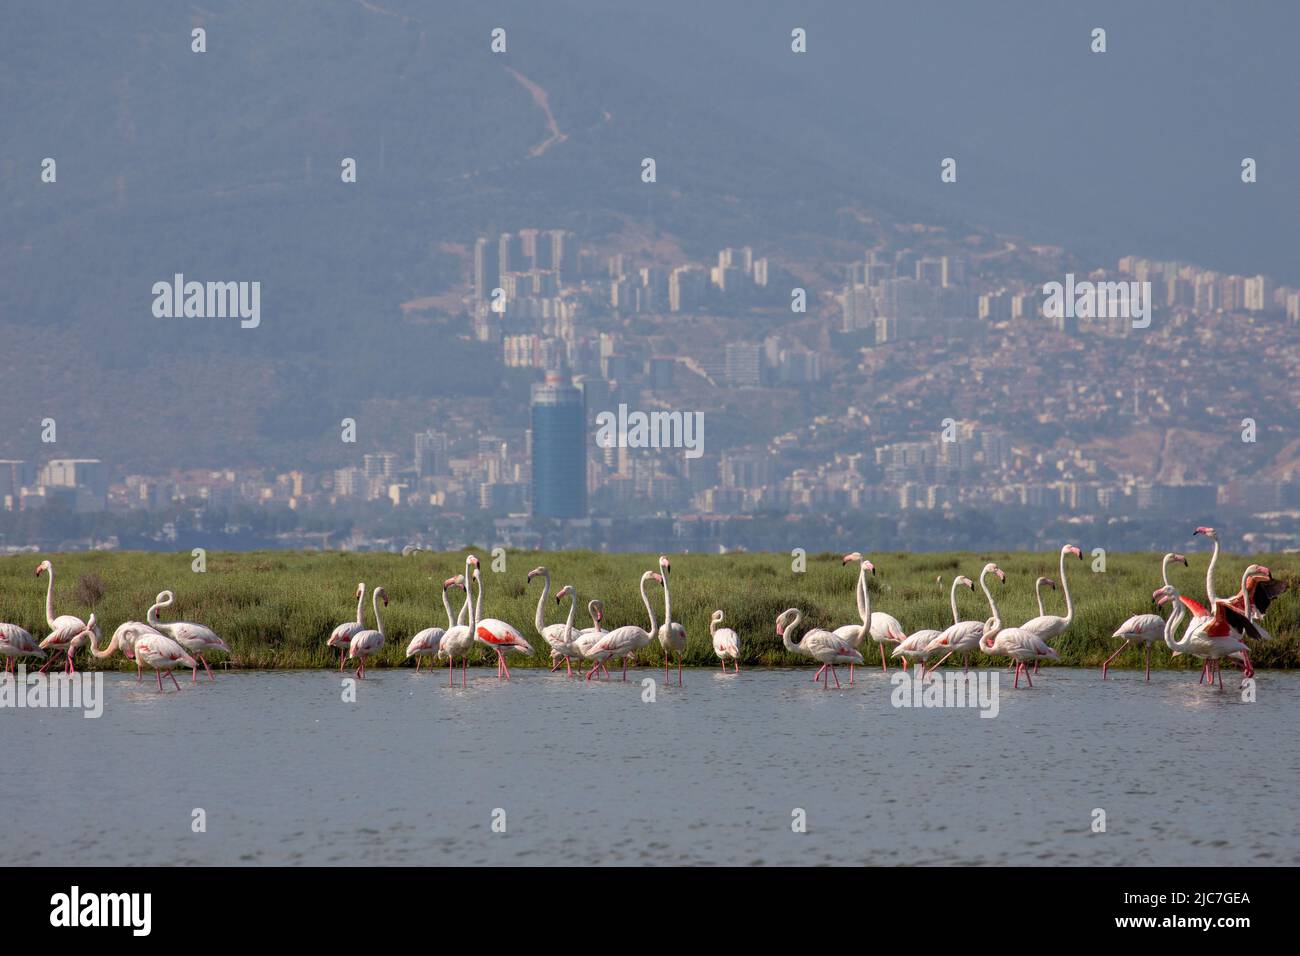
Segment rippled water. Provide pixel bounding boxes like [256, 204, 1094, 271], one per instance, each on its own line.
[4, 666, 1296, 866]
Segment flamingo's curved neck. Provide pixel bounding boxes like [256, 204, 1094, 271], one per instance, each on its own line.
[980, 568, 1000, 625]
[1162, 594, 1189, 651]
[855, 564, 869, 624]
[660, 568, 673, 628]
[1206, 538, 1216, 606]
[355, 585, 366, 626]
[88, 626, 117, 659]
[475, 573, 483, 622]
[562, 589, 577, 640]
[1160, 554, 1176, 588]
[949, 578, 962, 626]
[372, 591, 385, 635]
[441, 583, 456, 628]
[462, 558, 476, 630]
[42, 565, 56, 628]
[709, 616, 719, 636]
[533, 570, 551, 634]
[587, 602, 601, 630]
[1058, 548, 1075, 624]
[1238, 569, 1253, 619]
[641, 574, 659, 636]
[1034, 580, 1047, 618]
[780, 609, 804, 652]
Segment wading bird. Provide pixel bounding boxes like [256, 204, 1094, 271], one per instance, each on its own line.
[1154, 583, 1254, 688]
[777, 607, 863, 689]
[587, 571, 661, 681]
[0, 622, 46, 671]
[405, 575, 465, 671]
[133, 630, 198, 692]
[709, 610, 740, 672]
[1103, 552, 1187, 680]
[148, 590, 231, 682]
[34, 560, 98, 674]
[656, 555, 687, 686]
[473, 569, 533, 680]
[328, 583, 367, 670]
[528, 566, 582, 676]
[841, 552, 907, 672]
[923, 565, 1005, 672]
[346, 586, 388, 679]
[438, 556, 481, 688]
[981, 611, 1059, 689]
[1033, 576, 1056, 618]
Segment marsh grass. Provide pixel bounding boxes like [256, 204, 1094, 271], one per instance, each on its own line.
[1, 550, 1296, 672]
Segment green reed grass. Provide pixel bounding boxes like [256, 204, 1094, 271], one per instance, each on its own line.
[1, 549, 1295, 672]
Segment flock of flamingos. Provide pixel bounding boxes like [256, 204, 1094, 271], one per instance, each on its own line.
[0, 527, 1286, 692]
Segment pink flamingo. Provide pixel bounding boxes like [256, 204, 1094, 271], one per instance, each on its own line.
[473, 569, 533, 680]
[133, 631, 197, 692]
[327, 583, 367, 671]
[346, 587, 387, 679]
[34, 560, 99, 673]
[587, 571, 661, 681]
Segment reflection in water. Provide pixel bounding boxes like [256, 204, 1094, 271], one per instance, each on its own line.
[3, 668, 1295, 866]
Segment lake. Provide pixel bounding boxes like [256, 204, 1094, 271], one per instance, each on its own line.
[4, 666, 1296, 866]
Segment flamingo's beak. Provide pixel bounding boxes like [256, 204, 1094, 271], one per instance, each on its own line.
[994, 569, 1006, 582]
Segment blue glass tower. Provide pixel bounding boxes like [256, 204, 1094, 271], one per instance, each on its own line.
[530, 374, 587, 518]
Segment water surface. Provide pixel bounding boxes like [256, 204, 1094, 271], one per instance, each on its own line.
[5, 667, 1295, 866]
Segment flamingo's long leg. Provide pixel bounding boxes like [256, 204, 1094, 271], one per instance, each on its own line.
[1101, 639, 1130, 679]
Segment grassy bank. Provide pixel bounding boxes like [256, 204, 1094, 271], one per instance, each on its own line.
[1, 549, 1297, 671]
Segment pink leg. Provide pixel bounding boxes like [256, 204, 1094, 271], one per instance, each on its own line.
[1013, 663, 1021, 689]
[879, 643, 887, 672]
[849, 662, 855, 685]
[586, 662, 600, 681]
[338, 648, 346, 672]
[1101, 639, 1130, 679]
[462, 658, 468, 688]
[156, 669, 164, 692]
[565, 657, 573, 678]
[812, 664, 827, 682]
[831, 665, 841, 689]
[1025, 664, 1034, 688]
[169, 669, 182, 691]
[622, 657, 628, 681]
[933, 650, 954, 670]
[1033, 660, 1040, 675]
[677, 654, 683, 687]
[1144, 644, 1151, 682]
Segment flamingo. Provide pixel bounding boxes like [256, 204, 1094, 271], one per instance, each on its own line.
[346, 586, 388, 679]
[147, 590, 231, 682]
[1194, 527, 1285, 636]
[133, 630, 198, 692]
[1033, 576, 1056, 617]
[34, 560, 99, 674]
[980, 612, 1059, 689]
[923, 565, 1005, 672]
[1154, 583, 1254, 688]
[0, 623, 46, 671]
[709, 610, 740, 672]
[656, 555, 687, 686]
[438, 556, 481, 688]
[776, 607, 863, 689]
[527, 566, 581, 676]
[586, 571, 661, 681]
[575, 599, 611, 679]
[93, 621, 153, 680]
[1169, 564, 1272, 684]
[840, 552, 906, 672]
[549, 584, 586, 676]
[1019, 544, 1082, 642]
[473, 568, 533, 680]
[833, 557, 874, 681]
[405, 575, 465, 671]
[328, 583, 367, 670]
[1102, 552, 1187, 680]
[892, 625, 941, 671]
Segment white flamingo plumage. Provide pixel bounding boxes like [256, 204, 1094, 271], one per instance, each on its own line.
[527, 566, 582, 676]
[438, 556, 481, 688]
[1154, 583, 1254, 688]
[574, 599, 611, 679]
[840, 552, 906, 673]
[346, 587, 388, 679]
[147, 590, 230, 682]
[548, 584, 585, 676]
[472, 569, 533, 680]
[405, 575, 465, 671]
[709, 610, 740, 673]
[655, 555, 687, 686]
[1019, 544, 1082, 642]
[0, 622, 46, 671]
[981, 613, 1059, 689]
[328, 583, 367, 671]
[1103, 552, 1187, 680]
[133, 630, 198, 692]
[777, 607, 863, 689]
[587, 571, 661, 681]
[34, 560, 99, 674]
